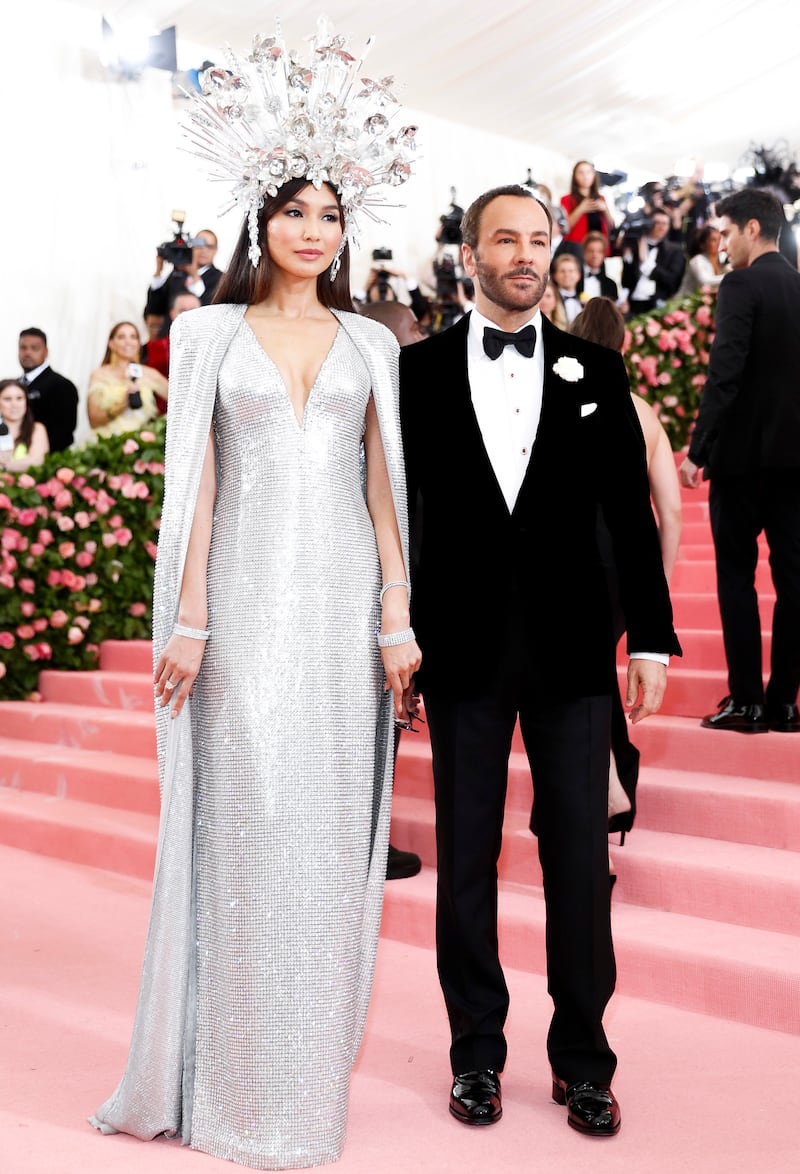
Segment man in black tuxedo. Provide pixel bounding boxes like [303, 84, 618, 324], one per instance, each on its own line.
[400, 186, 680, 1137]
[18, 328, 78, 452]
[581, 232, 619, 301]
[680, 189, 800, 733]
[145, 229, 223, 318]
[619, 208, 685, 317]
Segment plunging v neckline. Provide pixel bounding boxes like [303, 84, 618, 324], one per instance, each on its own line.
[242, 319, 340, 429]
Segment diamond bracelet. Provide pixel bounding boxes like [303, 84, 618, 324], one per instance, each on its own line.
[174, 622, 210, 641]
[377, 627, 415, 648]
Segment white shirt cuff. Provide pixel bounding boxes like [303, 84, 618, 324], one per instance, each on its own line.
[629, 651, 670, 666]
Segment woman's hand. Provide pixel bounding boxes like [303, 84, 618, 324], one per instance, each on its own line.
[381, 639, 422, 722]
[154, 633, 207, 718]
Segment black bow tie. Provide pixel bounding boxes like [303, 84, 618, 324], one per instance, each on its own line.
[586, 269, 602, 277]
[483, 324, 536, 360]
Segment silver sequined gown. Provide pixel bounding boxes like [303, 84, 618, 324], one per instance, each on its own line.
[93, 318, 395, 1170]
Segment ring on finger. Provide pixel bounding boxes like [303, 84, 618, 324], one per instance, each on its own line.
[164, 679, 177, 690]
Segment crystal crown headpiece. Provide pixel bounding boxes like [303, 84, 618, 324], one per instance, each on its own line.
[183, 16, 418, 272]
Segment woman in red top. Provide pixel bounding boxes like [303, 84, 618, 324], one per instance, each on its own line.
[561, 160, 615, 244]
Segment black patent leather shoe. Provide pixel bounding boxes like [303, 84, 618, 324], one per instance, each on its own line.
[700, 696, 768, 733]
[766, 703, 800, 732]
[386, 844, 422, 880]
[449, 1070, 502, 1125]
[552, 1074, 620, 1136]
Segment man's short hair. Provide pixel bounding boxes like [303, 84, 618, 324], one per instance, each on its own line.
[582, 231, 607, 253]
[715, 189, 785, 242]
[461, 185, 553, 250]
[20, 327, 47, 345]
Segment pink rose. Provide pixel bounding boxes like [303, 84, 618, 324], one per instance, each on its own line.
[38, 529, 54, 545]
[88, 598, 102, 612]
[85, 574, 98, 587]
[108, 514, 123, 528]
[18, 578, 35, 594]
[58, 542, 76, 559]
[35, 641, 52, 659]
[24, 644, 39, 660]
[114, 527, 133, 547]
[60, 570, 80, 590]
[17, 508, 38, 526]
[140, 430, 156, 442]
[17, 625, 35, 639]
[47, 570, 62, 587]
[106, 476, 121, 490]
[56, 515, 75, 532]
[84, 540, 97, 554]
[29, 542, 44, 557]
[74, 511, 91, 528]
[657, 331, 673, 352]
[67, 626, 84, 645]
[695, 305, 711, 327]
[0, 631, 15, 649]
[20, 601, 35, 617]
[16, 474, 35, 489]
[74, 615, 91, 630]
[128, 602, 147, 617]
[0, 572, 14, 589]
[0, 662, 6, 680]
[56, 467, 75, 484]
[102, 533, 116, 548]
[33, 618, 48, 632]
[1, 528, 20, 550]
[134, 481, 149, 499]
[144, 540, 158, 560]
[645, 320, 661, 338]
[122, 438, 139, 454]
[75, 551, 93, 568]
[53, 489, 73, 509]
[50, 610, 69, 629]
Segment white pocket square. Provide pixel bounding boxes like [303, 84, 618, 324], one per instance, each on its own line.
[580, 402, 598, 418]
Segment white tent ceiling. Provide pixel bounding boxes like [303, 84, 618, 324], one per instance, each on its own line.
[89, 0, 799, 180]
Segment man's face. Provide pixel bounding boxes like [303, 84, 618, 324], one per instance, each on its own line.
[193, 233, 217, 268]
[719, 215, 752, 270]
[583, 239, 606, 270]
[649, 213, 671, 242]
[170, 294, 201, 320]
[19, 334, 47, 371]
[462, 196, 550, 317]
[394, 309, 426, 347]
[553, 256, 581, 290]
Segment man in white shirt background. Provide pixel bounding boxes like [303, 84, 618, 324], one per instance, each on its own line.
[619, 207, 685, 317]
[400, 185, 680, 1140]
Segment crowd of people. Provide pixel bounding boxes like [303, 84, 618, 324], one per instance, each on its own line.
[3, 101, 799, 1168]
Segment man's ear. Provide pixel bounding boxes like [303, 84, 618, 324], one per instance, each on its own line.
[462, 242, 476, 278]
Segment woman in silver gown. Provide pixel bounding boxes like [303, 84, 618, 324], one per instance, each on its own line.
[90, 178, 421, 1169]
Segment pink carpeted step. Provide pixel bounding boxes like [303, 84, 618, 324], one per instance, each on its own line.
[381, 868, 800, 1034]
[394, 743, 800, 850]
[0, 789, 156, 879]
[663, 627, 771, 672]
[98, 639, 153, 673]
[0, 736, 159, 815]
[0, 701, 156, 758]
[670, 592, 722, 628]
[629, 713, 800, 780]
[38, 669, 155, 711]
[670, 559, 774, 594]
[680, 540, 767, 561]
[390, 797, 800, 935]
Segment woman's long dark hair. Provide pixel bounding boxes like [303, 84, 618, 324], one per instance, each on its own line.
[102, 322, 142, 366]
[570, 160, 600, 201]
[214, 178, 355, 311]
[570, 297, 625, 352]
[0, 379, 36, 450]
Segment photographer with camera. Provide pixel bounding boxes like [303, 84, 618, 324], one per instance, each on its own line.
[618, 207, 685, 317]
[144, 215, 223, 319]
[87, 321, 167, 437]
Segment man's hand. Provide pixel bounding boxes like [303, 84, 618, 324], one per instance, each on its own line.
[626, 659, 667, 724]
[678, 456, 702, 488]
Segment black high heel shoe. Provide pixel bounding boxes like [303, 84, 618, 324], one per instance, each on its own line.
[608, 743, 639, 841]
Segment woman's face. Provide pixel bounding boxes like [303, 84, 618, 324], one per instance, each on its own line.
[109, 324, 141, 363]
[0, 384, 28, 424]
[538, 283, 557, 317]
[266, 184, 344, 279]
[575, 162, 595, 191]
[705, 228, 721, 256]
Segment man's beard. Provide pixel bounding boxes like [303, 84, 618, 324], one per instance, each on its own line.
[473, 255, 548, 313]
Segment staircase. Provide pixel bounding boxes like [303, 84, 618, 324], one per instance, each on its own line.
[1, 483, 798, 1036]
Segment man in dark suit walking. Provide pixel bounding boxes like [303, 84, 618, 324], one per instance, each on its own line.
[680, 188, 800, 733]
[18, 328, 79, 452]
[400, 186, 680, 1138]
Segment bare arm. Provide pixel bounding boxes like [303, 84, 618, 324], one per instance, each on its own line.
[87, 368, 128, 429]
[632, 396, 682, 582]
[143, 364, 169, 400]
[364, 395, 421, 719]
[154, 428, 216, 717]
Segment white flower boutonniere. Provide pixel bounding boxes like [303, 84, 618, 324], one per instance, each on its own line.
[553, 356, 584, 382]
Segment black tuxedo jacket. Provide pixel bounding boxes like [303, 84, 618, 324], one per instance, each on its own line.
[622, 240, 685, 305]
[399, 313, 680, 697]
[24, 366, 78, 452]
[688, 252, 800, 477]
[145, 265, 223, 316]
[579, 266, 619, 301]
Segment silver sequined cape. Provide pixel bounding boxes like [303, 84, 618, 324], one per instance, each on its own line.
[90, 303, 409, 1169]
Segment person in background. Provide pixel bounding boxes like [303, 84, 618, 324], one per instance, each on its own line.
[560, 160, 615, 245]
[0, 379, 50, 472]
[619, 208, 686, 316]
[146, 292, 202, 414]
[538, 277, 568, 331]
[145, 229, 224, 319]
[17, 327, 79, 452]
[571, 297, 682, 854]
[677, 224, 726, 296]
[581, 232, 619, 302]
[87, 322, 168, 437]
[551, 253, 584, 325]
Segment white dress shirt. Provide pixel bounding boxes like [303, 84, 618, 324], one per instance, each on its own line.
[466, 308, 668, 667]
[631, 242, 660, 302]
[467, 306, 544, 512]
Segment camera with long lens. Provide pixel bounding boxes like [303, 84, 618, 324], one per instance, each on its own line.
[157, 209, 205, 269]
[618, 212, 653, 241]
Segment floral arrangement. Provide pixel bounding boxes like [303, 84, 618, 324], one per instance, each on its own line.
[623, 286, 718, 450]
[0, 420, 165, 700]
